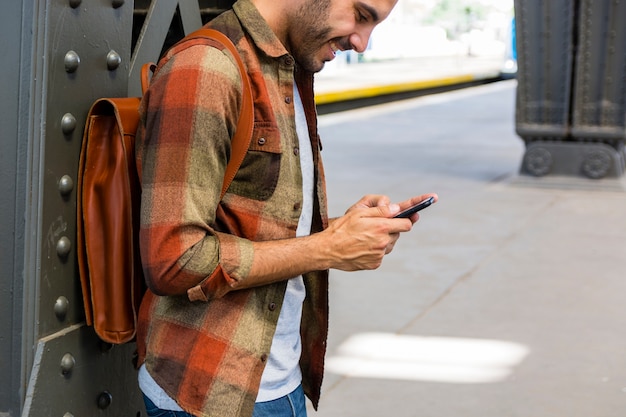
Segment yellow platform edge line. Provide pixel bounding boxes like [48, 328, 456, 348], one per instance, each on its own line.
[314, 73, 480, 105]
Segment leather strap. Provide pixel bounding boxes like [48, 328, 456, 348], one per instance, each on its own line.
[141, 62, 156, 95]
[183, 28, 254, 200]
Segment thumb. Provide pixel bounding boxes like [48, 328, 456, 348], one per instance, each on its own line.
[365, 203, 400, 218]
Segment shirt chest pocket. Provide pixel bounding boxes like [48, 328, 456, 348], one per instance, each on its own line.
[229, 123, 282, 201]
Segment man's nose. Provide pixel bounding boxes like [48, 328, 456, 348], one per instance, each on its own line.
[349, 28, 374, 53]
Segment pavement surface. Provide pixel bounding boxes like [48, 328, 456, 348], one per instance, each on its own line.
[306, 74, 626, 417]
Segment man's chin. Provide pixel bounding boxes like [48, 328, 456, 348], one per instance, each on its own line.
[293, 49, 330, 73]
[313, 61, 327, 73]
[301, 59, 326, 73]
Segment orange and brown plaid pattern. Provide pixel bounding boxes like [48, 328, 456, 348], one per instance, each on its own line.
[135, 1, 329, 416]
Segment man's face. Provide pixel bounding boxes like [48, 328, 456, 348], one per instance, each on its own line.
[287, 0, 398, 73]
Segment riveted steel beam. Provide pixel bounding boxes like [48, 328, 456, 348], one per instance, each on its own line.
[22, 325, 142, 417]
[572, 0, 626, 143]
[514, 0, 576, 140]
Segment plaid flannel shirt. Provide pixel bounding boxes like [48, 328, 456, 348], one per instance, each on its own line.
[135, 1, 329, 416]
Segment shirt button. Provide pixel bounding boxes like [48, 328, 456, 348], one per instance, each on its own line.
[257, 137, 266, 146]
[268, 302, 276, 311]
[293, 147, 299, 156]
[285, 96, 292, 104]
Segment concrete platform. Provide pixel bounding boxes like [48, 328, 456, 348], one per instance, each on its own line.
[309, 81, 626, 417]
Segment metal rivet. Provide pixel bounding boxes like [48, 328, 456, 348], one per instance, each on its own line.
[106, 50, 122, 70]
[64, 51, 80, 73]
[68, 0, 81, 8]
[97, 391, 113, 409]
[59, 175, 74, 196]
[111, 0, 124, 8]
[54, 296, 69, 320]
[56, 236, 71, 258]
[257, 137, 266, 146]
[60, 353, 75, 375]
[61, 113, 77, 135]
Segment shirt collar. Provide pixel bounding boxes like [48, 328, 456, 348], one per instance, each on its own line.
[233, 0, 290, 59]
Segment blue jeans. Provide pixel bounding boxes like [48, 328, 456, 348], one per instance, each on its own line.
[253, 385, 308, 417]
[143, 394, 194, 417]
[142, 385, 307, 417]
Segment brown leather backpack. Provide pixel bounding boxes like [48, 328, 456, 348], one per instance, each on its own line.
[76, 29, 253, 344]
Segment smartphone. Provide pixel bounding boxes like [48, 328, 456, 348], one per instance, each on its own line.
[394, 196, 435, 218]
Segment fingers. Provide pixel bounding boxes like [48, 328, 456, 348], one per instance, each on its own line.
[350, 193, 439, 213]
[350, 193, 439, 219]
[346, 194, 392, 212]
[396, 193, 438, 223]
[399, 193, 438, 210]
[348, 204, 410, 233]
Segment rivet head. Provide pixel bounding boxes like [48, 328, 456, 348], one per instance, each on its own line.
[97, 391, 113, 409]
[64, 50, 80, 73]
[59, 175, 74, 196]
[60, 353, 75, 375]
[56, 236, 72, 258]
[106, 50, 122, 70]
[111, 0, 124, 8]
[54, 296, 69, 320]
[68, 0, 81, 8]
[61, 113, 77, 135]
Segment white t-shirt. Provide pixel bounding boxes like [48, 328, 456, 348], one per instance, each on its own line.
[256, 83, 314, 402]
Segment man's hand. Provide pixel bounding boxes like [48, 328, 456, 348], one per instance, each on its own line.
[323, 193, 438, 271]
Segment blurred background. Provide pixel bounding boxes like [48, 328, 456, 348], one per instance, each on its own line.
[322, 0, 516, 75]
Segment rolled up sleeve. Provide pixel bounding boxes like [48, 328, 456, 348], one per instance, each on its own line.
[138, 41, 252, 300]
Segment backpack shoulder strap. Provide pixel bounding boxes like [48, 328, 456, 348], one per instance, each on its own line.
[183, 28, 254, 200]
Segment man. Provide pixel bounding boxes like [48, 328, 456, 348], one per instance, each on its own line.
[135, 0, 437, 416]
